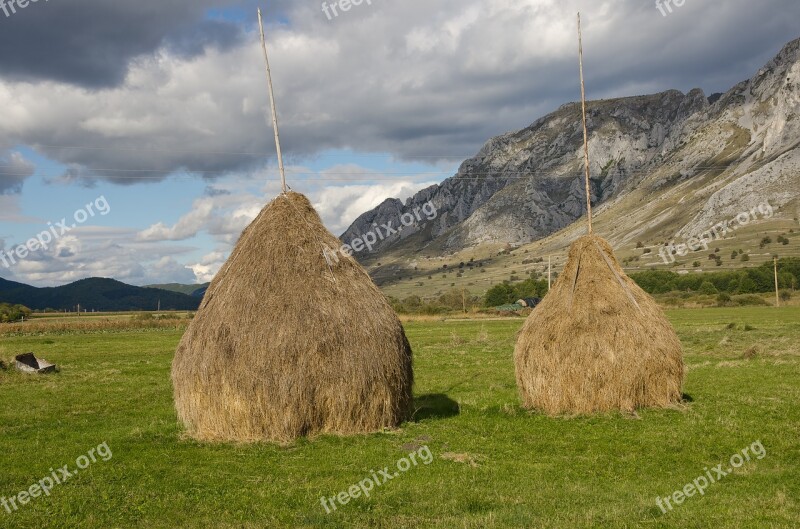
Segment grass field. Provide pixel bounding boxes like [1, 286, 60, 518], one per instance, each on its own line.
[1, 307, 799, 528]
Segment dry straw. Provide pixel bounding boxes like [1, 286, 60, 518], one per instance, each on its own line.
[514, 235, 685, 414]
[172, 192, 413, 443]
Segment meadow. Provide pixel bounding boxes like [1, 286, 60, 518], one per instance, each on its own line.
[0, 307, 798, 528]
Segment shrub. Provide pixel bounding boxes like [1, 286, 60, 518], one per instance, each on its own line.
[716, 293, 732, 306]
[734, 295, 769, 307]
[484, 283, 517, 307]
[780, 290, 792, 302]
[699, 281, 718, 295]
[0, 303, 32, 323]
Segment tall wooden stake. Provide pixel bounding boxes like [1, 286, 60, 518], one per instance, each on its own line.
[548, 255, 552, 291]
[578, 12, 593, 234]
[462, 288, 467, 314]
[258, 8, 287, 194]
[774, 256, 780, 307]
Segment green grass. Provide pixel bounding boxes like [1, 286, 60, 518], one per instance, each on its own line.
[1, 307, 799, 528]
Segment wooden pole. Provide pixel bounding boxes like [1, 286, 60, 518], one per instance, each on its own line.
[462, 288, 467, 314]
[548, 255, 552, 290]
[258, 8, 287, 194]
[774, 256, 780, 307]
[578, 13, 593, 235]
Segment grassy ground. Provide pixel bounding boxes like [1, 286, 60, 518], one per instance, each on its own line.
[0, 307, 799, 528]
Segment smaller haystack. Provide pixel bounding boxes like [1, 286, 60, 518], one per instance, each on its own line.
[172, 192, 413, 443]
[514, 235, 684, 414]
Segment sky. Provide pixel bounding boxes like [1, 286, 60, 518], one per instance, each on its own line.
[0, 0, 797, 287]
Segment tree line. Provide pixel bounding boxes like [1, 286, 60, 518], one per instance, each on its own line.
[482, 258, 799, 306]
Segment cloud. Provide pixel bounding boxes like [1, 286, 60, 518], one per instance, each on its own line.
[136, 192, 264, 243]
[0, 0, 796, 187]
[136, 200, 217, 242]
[311, 179, 440, 234]
[188, 251, 229, 284]
[0, 0, 247, 88]
[0, 151, 35, 194]
[1, 225, 201, 286]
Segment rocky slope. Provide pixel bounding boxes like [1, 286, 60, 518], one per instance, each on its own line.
[341, 37, 800, 268]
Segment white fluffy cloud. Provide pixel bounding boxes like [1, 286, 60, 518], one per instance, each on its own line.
[1, 226, 198, 286]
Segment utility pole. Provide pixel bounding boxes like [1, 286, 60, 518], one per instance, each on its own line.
[548, 256, 552, 291]
[774, 256, 780, 307]
[462, 288, 467, 314]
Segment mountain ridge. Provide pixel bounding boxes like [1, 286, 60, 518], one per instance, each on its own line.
[341, 37, 800, 273]
[0, 277, 201, 311]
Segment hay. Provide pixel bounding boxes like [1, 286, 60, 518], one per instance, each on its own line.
[514, 235, 684, 414]
[172, 192, 413, 443]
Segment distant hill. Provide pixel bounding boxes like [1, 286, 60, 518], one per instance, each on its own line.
[146, 283, 210, 297]
[0, 277, 201, 312]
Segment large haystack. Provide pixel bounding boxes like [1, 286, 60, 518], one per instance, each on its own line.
[172, 192, 413, 443]
[514, 235, 684, 414]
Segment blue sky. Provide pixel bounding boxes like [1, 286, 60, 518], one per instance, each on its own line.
[0, 0, 797, 286]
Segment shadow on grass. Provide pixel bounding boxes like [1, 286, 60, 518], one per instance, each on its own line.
[412, 393, 460, 422]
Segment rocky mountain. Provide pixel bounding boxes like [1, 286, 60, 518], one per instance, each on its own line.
[341, 37, 800, 266]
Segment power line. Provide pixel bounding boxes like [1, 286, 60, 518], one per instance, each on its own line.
[0, 164, 764, 181]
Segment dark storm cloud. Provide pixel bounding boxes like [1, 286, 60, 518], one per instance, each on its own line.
[0, 0, 798, 183]
[0, 0, 243, 88]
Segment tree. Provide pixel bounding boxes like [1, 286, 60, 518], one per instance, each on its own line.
[0, 303, 32, 323]
[700, 281, 718, 295]
[484, 283, 517, 307]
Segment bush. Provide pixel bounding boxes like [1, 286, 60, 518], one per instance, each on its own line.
[734, 295, 769, 307]
[779, 290, 792, 302]
[484, 283, 516, 307]
[0, 303, 33, 323]
[699, 281, 718, 295]
[716, 293, 732, 306]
